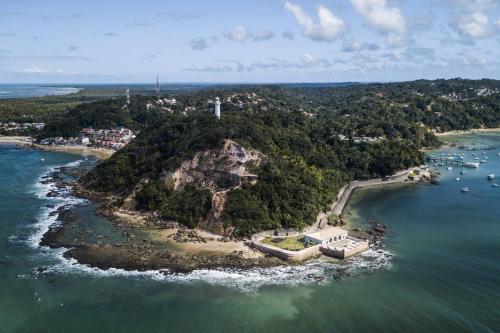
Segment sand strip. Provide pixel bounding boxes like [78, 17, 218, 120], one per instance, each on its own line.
[434, 128, 500, 137]
[0, 136, 114, 160]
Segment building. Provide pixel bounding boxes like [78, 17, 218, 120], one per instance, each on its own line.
[214, 96, 221, 119]
[304, 227, 348, 245]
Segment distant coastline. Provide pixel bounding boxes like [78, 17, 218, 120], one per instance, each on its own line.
[0, 84, 81, 99]
[434, 127, 500, 137]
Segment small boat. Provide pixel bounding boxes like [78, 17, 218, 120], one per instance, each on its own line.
[460, 171, 466, 175]
[472, 153, 476, 156]
[447, 166, 453, 171]
[462, 187, 470, 192]
[456, 177, 460, 181]
[480, 160, 487, 163]
[475, 157, 480, 160]
[487, 174, 495, 180]
[463, 162, 480, 168]
[492, 184, 500, 187]
[40, 158, 45, 162]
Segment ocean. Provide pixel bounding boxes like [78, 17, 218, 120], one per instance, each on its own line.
[0, 133, 499, 332]
[0, 84, 80, 99]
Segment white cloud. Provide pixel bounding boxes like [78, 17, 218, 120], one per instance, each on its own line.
[183, 54, 333, 73]
[449, 0, 497, 39]
[342, 39, 380, 52]
[253, 30, 274, 42]
[284, 1, 345, 42]
[188, 37, 209, 50]
[452, 0, 496, 12]
[350, 0, 406, 35]
[453, 12, 491, 38]
[20, 66, 63, 74]
[227, 25, 253, 43]
[386, 33, 410, 48]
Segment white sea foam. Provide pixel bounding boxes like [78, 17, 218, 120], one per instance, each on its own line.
[28, 160, 87, 248]
[40, 247, 394, 292]
[29, 160, 395, 291]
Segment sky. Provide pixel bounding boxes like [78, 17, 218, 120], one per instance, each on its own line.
[0, 0, 499, 83]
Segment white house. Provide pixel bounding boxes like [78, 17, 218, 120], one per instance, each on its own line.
[304, 227, 348, 245]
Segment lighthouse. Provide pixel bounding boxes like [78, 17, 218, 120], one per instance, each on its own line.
[214, 96, 221, 119]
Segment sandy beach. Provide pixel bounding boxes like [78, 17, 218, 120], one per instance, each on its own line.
[0, 136, 115, 160]
[0, 136, 32, 146]
[35, 144, 115, 160]
[434, 128, 500, 137]
[110, 208, 262, 259]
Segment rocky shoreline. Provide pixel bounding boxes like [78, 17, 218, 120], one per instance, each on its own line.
[39, 166, 286, 274]
[38, 160, 394, 274]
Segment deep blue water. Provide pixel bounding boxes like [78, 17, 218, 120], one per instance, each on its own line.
[0, 133, 500, 332]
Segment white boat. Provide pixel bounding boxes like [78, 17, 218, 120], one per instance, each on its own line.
[487, 174, 495, 180]
[480, 160, 487, 163]
[463, 162, 480, 168]
[456, 177, 460, 181]
[493, 184, 500, 187]
[40, 158, 45, 162]
[462, 187, 470, 192]
[447, 167, 453, 170]
[475, 157, 480, 160]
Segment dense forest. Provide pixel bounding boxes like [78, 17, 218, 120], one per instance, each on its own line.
[4, 79, 499, 236]
[81, 109, 424, 235]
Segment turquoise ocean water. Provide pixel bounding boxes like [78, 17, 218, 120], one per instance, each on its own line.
[1, 133, 499, 332]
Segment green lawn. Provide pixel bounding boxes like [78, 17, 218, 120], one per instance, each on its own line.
[261, 235, 306, 251]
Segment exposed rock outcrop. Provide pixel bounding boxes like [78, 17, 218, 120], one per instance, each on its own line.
[121, 140, 265, 236]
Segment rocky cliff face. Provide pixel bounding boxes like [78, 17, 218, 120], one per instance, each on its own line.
[123, 140, 264, 236]
[162, 139, 263, 192]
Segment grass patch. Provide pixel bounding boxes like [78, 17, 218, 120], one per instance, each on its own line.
[261, 235, 306, 251]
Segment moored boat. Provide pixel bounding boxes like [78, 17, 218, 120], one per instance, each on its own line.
[487, 174, 495, 180]
[463, 162, 480, 168]
[461, 187, 470, 192]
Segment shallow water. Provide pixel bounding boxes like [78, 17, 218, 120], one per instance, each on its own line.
[0, 84, 80, 99]
[1, 134, 500, 332]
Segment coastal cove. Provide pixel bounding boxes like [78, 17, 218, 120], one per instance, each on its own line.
[1, 132, 500, 331]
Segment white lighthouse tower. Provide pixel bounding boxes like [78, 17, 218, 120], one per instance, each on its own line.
[214, 96, 221, 119]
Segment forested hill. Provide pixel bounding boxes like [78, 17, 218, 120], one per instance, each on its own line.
[81, 103, 426, 236]
[73, 78, 499, 236]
